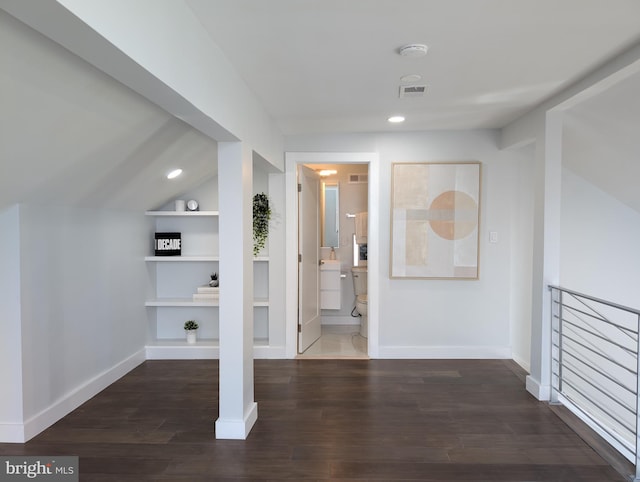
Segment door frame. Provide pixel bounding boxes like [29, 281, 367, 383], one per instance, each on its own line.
[284, 152, 380, 358]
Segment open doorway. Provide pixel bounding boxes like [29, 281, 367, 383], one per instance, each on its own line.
[284, 152, 379, 359]
[297, 163, 369, 358]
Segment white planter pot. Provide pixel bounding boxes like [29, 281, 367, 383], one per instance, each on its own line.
[186, 330, 197, 344]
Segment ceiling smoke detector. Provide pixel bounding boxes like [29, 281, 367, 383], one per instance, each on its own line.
[399, 44, 428, 57]
[400, 74, 423, 83]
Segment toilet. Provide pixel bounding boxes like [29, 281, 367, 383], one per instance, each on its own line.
[351, 266, 368, 338]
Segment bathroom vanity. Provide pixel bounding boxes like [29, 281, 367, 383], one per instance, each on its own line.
[320, 259, 341, 310]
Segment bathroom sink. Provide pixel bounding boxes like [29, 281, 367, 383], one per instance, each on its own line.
[320, 259, 340, 269]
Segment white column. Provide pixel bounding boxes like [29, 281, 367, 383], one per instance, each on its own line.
[526, 111, 562, 401]
[215, 142, 257, 439]
[0, 205, 25, 442]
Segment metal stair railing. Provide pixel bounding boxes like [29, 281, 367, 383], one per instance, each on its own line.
[549, 286, 640, 480]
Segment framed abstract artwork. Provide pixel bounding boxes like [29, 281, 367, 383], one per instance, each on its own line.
[390, 161, 481, 279]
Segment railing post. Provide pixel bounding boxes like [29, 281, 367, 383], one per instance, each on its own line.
[550, 287, 560, 404]
[558, 290, 564, 393]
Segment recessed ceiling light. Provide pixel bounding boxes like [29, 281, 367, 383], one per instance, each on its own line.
[167, 168, 183, 179]
[400, 74, 422, 83]
[318, 169, 337, 177]
[399, 44, 428, 57]
[388, 116, 405, 123]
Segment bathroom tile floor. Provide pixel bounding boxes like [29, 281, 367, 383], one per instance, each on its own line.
[298, 324, 368, 359]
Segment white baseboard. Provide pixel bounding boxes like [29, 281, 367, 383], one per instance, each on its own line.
[377, 345, 512, 359]
[145, 344, 286, 360]
[559, 394, 634, 463]
[215, 402, 258, 439]
[525, 375, 551, 401]
[512, 354, 531, 373]
[253, 345, 286, 359]
[20, 349, 145, 442]
[321, 315, 361, 326]
[146, 344, 219, 360]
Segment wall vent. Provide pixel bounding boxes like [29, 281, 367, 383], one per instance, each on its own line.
[348, 173, 368, 184]
[399, 85, 427, 98]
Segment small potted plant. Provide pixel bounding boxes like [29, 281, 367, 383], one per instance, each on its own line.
[184, 320, 199, 344]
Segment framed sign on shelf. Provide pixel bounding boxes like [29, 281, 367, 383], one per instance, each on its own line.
[390, 161, 481, 279]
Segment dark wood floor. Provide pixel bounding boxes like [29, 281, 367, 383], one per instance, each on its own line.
[0, 359, 631, 481]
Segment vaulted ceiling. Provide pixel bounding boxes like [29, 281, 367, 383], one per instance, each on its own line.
[1, 1, 640, 213]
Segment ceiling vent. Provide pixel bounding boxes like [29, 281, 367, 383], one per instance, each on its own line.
[399, 85, 427, 98]
[348, 173, 368, 184]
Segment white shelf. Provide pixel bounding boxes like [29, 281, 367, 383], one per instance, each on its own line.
[145, 298, 269, 307]
[146, 339, 268, 347]
[145, 211, 219, 216]
[146, 194, 271, 359]
[145, 256, 220, 262]
[145, 256, 268, 262]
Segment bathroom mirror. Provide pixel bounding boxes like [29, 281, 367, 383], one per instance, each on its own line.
[321, 182, 339, 247]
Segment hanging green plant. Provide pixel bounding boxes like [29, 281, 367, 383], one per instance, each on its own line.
[253, 192, 271, 256]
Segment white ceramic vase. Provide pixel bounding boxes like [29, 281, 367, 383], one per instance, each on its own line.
[186, 330, 197, 344]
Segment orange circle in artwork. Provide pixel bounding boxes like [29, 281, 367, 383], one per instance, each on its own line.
[429, 190, 478, 240]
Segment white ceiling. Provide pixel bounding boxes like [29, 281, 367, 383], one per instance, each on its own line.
[186, 0, 640, 135]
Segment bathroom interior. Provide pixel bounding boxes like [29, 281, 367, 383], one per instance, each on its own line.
[299, 163, 369, 358]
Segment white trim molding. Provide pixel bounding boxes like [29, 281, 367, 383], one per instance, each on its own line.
[18, 349, 145, 442]
[215, 402, 258, 440]
[377, 345, 512, 359]
[526, 374, 551, 401]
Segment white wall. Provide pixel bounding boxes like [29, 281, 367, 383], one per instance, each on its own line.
[18, 204, 148, 439]
[286, 130, 531, 359]
[0, 206, 24, 441]
[509, 145, 535, 370]
[561, 168, 640, 309]
[499, 42, 640, 400]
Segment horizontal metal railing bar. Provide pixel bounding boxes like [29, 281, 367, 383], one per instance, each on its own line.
[561, 378, 636, 434]
[568, 294, 640, 349]
[561, 333, 637, 376]
[559, 392, 636, 459]
[550, 285, 640, 466]
[561, 317, 636, 355]
[552, 299, 638, 343]
[549, 286, 640, 317]
[561, 350, 636, 396]
[560, 362, 636, 416]
[561, 303, 638, 338]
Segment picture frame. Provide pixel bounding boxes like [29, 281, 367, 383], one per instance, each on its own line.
[390, 161, 481, 279]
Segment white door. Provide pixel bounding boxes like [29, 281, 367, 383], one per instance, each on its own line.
[298, 165, 321, 353]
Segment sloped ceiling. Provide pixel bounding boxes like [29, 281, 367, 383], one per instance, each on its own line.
[0, 9, 217, 212]
[563, 70, 640, 213]
[2, 3, 639, 214]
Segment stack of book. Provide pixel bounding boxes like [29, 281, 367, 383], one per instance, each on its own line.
[192, 286, 219, 301]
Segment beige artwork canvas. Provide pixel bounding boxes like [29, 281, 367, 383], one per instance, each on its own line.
[390, 161, 481, 279]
